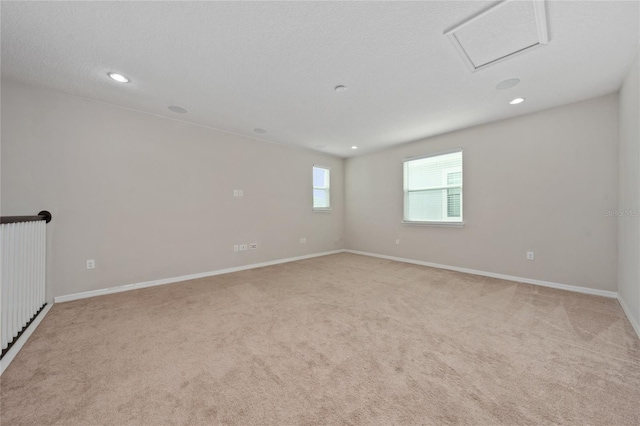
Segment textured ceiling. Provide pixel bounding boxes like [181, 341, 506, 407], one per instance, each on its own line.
[1, 1, 638, 158]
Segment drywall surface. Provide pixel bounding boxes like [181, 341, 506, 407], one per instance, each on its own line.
[618, 47, 640, 329]
[1, 81, 344, 299]
[346, 94, 619, 292]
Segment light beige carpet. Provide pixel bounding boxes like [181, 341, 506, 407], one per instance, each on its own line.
[1, 253, 639, 425]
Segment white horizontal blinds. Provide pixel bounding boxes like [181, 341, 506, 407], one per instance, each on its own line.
[313, 166, 330, 209]
[404, 150, 463, 222]
[446, 171, 462, 218]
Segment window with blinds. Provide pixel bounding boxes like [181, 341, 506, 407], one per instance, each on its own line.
[313, 166, 331, 210]
[403, 150, 463, 224]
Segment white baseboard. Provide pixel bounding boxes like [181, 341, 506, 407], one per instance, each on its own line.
[52, 248, 635, 338]
[345, 249, 618, 299]
[14, 249, 636, 375]
[617, 295, 640, 339]
[55, 249, 346, 303]
[1, 303, 53, 376]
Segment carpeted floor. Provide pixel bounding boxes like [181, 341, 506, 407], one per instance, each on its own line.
[1, 253, 639, 425]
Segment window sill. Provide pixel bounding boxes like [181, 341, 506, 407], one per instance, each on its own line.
[313, 208, 332, 212]
[402, 221, 464, 228]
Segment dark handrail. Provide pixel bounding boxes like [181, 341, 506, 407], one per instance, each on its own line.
[1, 210, 52, 224]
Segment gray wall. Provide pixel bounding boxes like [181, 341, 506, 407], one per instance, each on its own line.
[1, 81, 345, 299]
[618, 47, 640, 329]
[345, 94, 619, 292]
[0, 80, 627, 300]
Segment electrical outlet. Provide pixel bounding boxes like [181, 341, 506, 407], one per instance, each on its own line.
[233, 189, 239, 197]
[238, 190, 243, 197]
[86, 259, 95, 269]
[249, 243, 258, 250]
[395, 239, 400, 245]
[299, 237, 306, 244]
[239, 244, 248, 251]
[527, 251, 535, 260]
[234, 245, 239, 252]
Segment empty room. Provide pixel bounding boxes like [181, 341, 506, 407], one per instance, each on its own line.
[1, 1, 639, 425]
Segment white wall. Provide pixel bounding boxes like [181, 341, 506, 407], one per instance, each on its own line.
[1, 81, 344, 299]
[345, 94, 619, 292]
[618, 46, 640, 333]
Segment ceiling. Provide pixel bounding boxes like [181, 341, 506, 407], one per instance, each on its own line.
[1, 1, 638, 158]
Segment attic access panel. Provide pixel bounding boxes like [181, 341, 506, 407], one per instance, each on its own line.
[444, 0, 549, 72]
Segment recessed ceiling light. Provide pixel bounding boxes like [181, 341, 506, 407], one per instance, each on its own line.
[509, 97, 525, 105]
[168, 105, 187, 114]
[107, 72, 129, 83]
[496, 78, 520, 90]
[254, 128, 267, 134]
[351, 146, 358, 150]
[335, 85, 347, 92]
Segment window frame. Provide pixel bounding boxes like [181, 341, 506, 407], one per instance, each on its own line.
[402, 149, 464, 227]
[312, 165, 331, 212]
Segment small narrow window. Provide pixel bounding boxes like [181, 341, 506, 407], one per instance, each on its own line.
[403, 150, 463, 224]
[313, 166, 331, 211]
